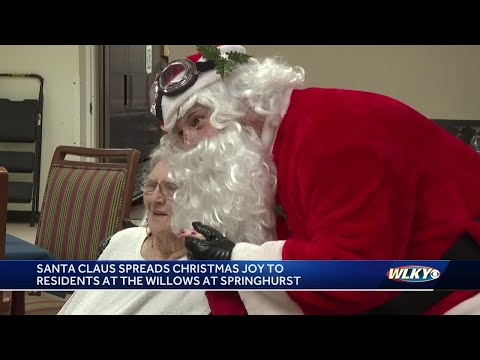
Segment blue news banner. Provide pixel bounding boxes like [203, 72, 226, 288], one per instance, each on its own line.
[1, 260, 480, 291]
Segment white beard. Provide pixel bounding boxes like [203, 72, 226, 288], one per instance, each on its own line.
[166, 126, 278, 245]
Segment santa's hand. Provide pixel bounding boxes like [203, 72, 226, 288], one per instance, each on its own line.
[184, 222, 235, 260]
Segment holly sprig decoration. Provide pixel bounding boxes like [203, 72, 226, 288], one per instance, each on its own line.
[196, 45, 251, 79]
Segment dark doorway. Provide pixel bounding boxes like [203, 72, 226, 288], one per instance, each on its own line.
[98, 45, 168, 201]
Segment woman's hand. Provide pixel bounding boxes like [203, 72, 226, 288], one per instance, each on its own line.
[178, 222, 235, 260]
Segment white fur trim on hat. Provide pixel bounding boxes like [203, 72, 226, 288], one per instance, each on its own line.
[161, 45, 247, 131]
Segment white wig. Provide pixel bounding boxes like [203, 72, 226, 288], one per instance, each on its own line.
[157, 54, 305, 244]
[161, 55, 305, 146]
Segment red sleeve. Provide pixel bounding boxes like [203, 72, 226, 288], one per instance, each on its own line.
[205, 291, 247, 315]
[282, 143, 417, 314]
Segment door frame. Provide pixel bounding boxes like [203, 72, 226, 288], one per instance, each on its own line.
[85, 45, 99, 149]
[96, 45, 168, 151]
[75, 45, 100, 151]
[97, 45, 108, 149]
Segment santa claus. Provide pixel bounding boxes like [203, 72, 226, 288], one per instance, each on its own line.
[149, 45, 480, 315]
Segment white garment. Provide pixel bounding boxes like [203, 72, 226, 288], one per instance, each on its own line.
[444, 293, 480, 315]
[57, 227, 210, 315]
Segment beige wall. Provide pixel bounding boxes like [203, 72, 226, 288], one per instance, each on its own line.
[2, 45, 480, 212]
[167, 45, 480, 120]
[0, 45, 84, 211]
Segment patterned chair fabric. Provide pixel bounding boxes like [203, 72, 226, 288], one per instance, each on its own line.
[36, 164, 128, 260]
[7, 146, 140, 315]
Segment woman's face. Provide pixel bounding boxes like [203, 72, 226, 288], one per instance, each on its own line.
[143, 161, 177, 235]
[173, 104, 219, 150]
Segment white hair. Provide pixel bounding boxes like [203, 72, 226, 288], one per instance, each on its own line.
[161, 55, 305, 147]
[157, 55, 305, 244]
[139, 144, 177, 227]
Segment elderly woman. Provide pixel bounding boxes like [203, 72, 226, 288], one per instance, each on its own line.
[57, 145, 210, 315]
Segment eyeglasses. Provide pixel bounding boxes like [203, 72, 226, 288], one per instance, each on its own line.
[149, 58, 216, 120]
[141, 180, 178, 198]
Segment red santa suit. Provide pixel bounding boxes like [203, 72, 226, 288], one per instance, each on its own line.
[206, 87, 480, 315]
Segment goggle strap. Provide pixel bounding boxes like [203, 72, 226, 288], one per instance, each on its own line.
[196, 60, 216, 73]
[156, 92, 164, 121]
[155, 60, 216, 123]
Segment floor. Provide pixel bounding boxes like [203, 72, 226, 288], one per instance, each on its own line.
[6, 222, 38, 244]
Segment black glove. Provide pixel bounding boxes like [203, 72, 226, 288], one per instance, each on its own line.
[184, 222, 235, 260]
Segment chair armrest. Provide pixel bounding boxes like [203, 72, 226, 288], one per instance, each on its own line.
[98, 236, 112, 258]
[122, 219, 138, 229]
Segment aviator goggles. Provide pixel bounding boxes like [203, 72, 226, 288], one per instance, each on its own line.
[149, 58, 215, 121]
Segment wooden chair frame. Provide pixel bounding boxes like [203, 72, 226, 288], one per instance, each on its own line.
[9, 146, 141, 315]
[47, 145, 141, 226]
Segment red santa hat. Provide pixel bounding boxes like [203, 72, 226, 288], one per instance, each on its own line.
[160, 45, 248, 131]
